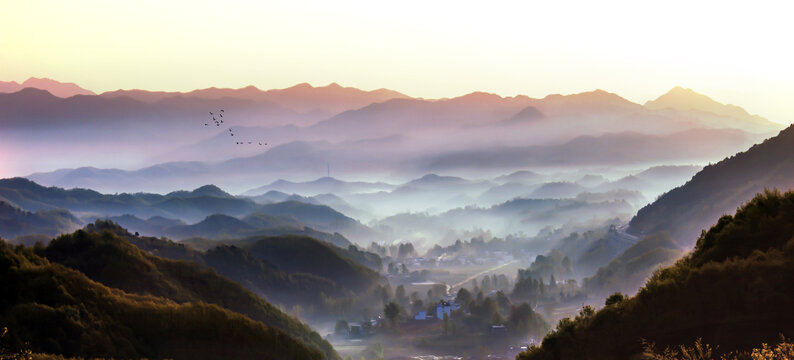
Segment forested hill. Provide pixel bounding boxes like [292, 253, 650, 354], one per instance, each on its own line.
[33, 225, 341, 359]
[0, 239, 329, 360]
[519, 189, 794, 359]
[628, 124, 794, 245]
[85, 220, 381, 310]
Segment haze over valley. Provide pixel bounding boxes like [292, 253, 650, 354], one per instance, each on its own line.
[3, 1, 794, 359]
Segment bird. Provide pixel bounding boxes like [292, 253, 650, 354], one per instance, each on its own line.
[209, 112, 213, 115]
[204, 123, 208, 126]
[231, 133, 234, 136]
[220, 109, 224, 112]
[220, 114, 223, 118]
[212, 117, 216, 121]
[229, 129, 232, 132]
[248, 142, 252, 144]
[258, 142, 262, 145]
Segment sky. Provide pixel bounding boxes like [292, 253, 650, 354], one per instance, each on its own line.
[1, 0, 793, 124]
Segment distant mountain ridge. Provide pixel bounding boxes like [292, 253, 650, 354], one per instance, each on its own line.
[0, 177, 374, 243]
[0, 77, 95, 97]
[99, 82, 411, 115]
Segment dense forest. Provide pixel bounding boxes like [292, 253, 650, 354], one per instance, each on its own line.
[0, 238, 329, 359]
[85, 220, 384, 321]
[519, 189, 794, 359]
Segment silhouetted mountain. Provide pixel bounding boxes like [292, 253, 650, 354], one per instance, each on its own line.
[633, 164, 702, 182]
[0, 177, 261, 222]
[425, 129, 760, 170]
[526, 89, 641, 116]
[376, 195, 635, 243]
[166, 184, 233, 199]
[477, 182, 538, 205]
[583, 232, 681, 295]
[530, 182, 586, 199]
[494, 170, 544, 184]
[506, 106, 545, 123]
[645, 86, 779, 132]
[401, 173, 477, 188]
[629, 124, 794, 245]
[0, 77, 95, 97]
[244, 235, 381, 293]
[244, 176, 395, 197]
[88, 221, 371, 304]
[0, 199, 82, 239]
[103, 210, 352, 248]
[0, 237, 328, 360]
[519, 190, 794, 359]
[255, 200, 376, 242]
[576, 174, 608, 187]
[100, 82, 410, 115]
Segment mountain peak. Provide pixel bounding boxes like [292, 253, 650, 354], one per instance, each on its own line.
[646, 86, 752, 119]
[20, 77, 95, 97]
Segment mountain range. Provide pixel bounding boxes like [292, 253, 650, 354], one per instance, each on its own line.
[1, 78, 783, 195]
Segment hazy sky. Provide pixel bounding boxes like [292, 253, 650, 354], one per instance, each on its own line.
[1, 0, 792, 123]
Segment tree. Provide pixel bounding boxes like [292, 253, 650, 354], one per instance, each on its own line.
[443, 312, 450, 335]
[605, 292, 627, 306]
[334, 320, 349, 336]
[481, 275, 493, 293]
[411, 299, 424, 314]
[380, 284, 392, 305]
[395, 285, 408, 306]
[384, 302, 400, 327]
[398, 243, 415, 259]
[456, 288, 472, 311]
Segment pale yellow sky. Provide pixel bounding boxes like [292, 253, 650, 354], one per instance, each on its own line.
[1, 0, 792, 123]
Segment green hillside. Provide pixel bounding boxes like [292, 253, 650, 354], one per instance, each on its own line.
[37, 227, 338, 359]
[0, 240, 324, 360]
[519, 189, 794, 359]
[87, 220, 378, 311]
[244, 235, 382, 294]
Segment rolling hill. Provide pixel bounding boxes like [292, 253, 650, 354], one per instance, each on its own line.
[0, 238, 329, 360]
[0, 200, 82, 239]
[519, 190, 794, 359]
[0, 77, 95, 97]
[38, 226, 338, 359]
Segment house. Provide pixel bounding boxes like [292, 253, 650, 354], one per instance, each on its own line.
[436, 300, 460, 319]
[490, 325, 506, 334]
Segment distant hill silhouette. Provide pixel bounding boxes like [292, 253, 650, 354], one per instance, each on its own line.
[0, 178, 375, 242]
[0, 77, 95, 97]
[0, 199, 82, 239]
[99, 82, 410, 115]
[243, 176, 395, 196]
[645, 87, 779, 132]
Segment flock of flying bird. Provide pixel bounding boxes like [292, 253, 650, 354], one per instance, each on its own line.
[204, 109, 267, 146]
